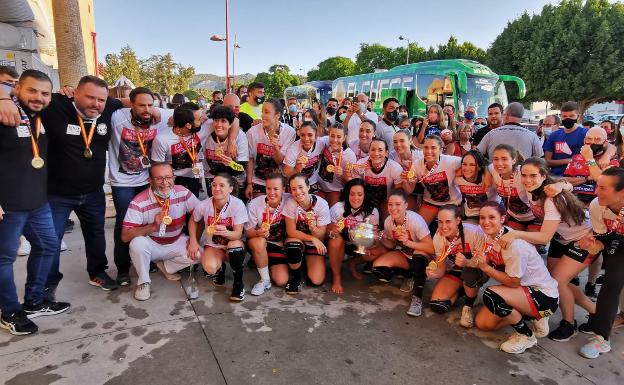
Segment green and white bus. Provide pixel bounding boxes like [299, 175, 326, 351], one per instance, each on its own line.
[331, 59, 525, 118]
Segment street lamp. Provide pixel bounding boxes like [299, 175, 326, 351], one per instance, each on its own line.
[210, 0, 231, 93]
[398, 35, 411, 64]
[232, 35, 240, 87]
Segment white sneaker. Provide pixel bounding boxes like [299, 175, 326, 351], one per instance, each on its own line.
[406, 296, 423, 317]
[134, 283, 151, 301]
[500, 332, 537, 354]
[532, 316, 550, 338]
[156, 260, 181, 281]
[17, 236, 31, 256]
[60, 240, 68, 252]
[459, 305, 474, 328]
[251, 280, 272, 296]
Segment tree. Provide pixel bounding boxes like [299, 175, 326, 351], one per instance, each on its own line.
[254, 64, 300, 98]
[354, 44, 398, 74]
[102, 45, 144, 86]
[487, 0, 624, 112]
[307, 56, 356, 81]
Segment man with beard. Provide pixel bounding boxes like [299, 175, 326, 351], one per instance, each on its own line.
[121, 162, 199, 301]
[152, 103, 207, 197]
[238, 82, 265, 131]
[0, 70, 70, 335]
[471, 102, 503, 147]
[109, 87, 173, 286]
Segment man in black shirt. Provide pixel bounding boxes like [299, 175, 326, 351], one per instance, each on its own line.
[471, 102, 503, 148]
[0, 70, 70, 336]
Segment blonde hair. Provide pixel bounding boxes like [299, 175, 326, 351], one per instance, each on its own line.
[428, 104, 447, 129]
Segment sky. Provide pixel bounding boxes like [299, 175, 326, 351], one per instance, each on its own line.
[94, 0, 554, 76]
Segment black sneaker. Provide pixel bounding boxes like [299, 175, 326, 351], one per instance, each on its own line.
[0, 311, 38, 335]
[536, 245, 548, 254]
[230, 282, 245, 302]
[149, 262, 158, 274]
[548, 320, 578, 342]
[570, 277, 580, 286]
[23, 300, 70, 319]
[115, 272, 131, 287]
[90, 272, 119, 291]
[285, 279, 301, 295]
[213, 265, 226, 286]
[43, 285, 57, 302]
[372, 266, 393, 283]
[362, 262, 373, 275]
[596, 274, 605, 285]
[64, 219, 75, 233]
[584, 282, 597, 300]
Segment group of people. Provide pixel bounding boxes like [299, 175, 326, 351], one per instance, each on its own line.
[0, 66, 623, 361]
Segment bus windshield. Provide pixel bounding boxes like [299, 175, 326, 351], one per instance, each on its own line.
[458, 76, 508, 117]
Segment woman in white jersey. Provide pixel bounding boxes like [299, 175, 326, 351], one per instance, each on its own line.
[327, 178, 380, 294]
[187, 174, 248, 301]
[454, 150, 500, 222]
[390, 129, 423, 210]
[283, 121, 324, 193]
[499, 158, 596, 342]
[282, 174, 331, 295]
[472, 202, 559, 354]
[316, 122, 357, 207]
[348, 119, 376, 161]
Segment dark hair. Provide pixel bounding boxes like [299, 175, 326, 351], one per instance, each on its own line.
[288, 172, 310, 187]
[18, 69, 52, 86]
[388, 188, 408, 201]
[340, 178, 373, 218]
[521, 158, 585, 226]
[263, 97, 283, 119]
[211, 105, 235, 124]
[178, 101, 199, 111]
[299, 120, 317, 134]
[487, 102, 503, 114]
[601, 120, 616, 131]
[77, 75, 108, 89]
[247, 82, 264, 92]
[327, 98, 338, 104]
[213, 172, 238, 192]
[236, 85, 247, 94]
[129, 87, 153, 102]
[265, 172, 285, 187]
[212, 90, 223, 98]
[461, 150, 488, 184]
[617, 116, 624, 159]
[424, 134, 444, 149]
[493, 143, 524, 169]
[437, 204, 466, 249]
[0, 65, 19, 79]
[480, 201, 507, 216]
[370, 137, 388, 151]
[560, 101, 579, 113]
[361, 118, 376, 131]
[148, 162, 173, 178]
[304, 108, 321, 126]
[382, 97, 399, 108]
[328, 122, 349, 150]
[602, 167, 624, 191]
[444, 104, 455, 112]
[584, 120, 596, 128]
[173, 105, 196, 128]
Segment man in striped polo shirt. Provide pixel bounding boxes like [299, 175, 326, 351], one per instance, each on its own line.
[121, 162, 199, 300]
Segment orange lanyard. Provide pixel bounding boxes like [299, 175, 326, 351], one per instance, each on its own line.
[211, 197, 229, 226]
[77, 115, 96, 151]
[28, 117, 42, 159]
[179, 135, 197, 163]
[333, 148, 343, 167]
[134, 127, 149, 157]
[153, 194, 170, 217]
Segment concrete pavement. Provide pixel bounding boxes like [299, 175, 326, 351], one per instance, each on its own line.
[1, 216, 622, 385]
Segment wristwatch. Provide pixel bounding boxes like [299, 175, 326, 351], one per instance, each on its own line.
[587, 159, 597, 167]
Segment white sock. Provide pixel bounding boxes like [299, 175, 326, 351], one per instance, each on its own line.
[257, 266, 270, 282]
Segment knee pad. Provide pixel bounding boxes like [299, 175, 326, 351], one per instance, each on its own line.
[483, 287, 513, 318]
[285, 241, 304, 265]
[429, 299, 452, 314]
[227, 247, 246, 271]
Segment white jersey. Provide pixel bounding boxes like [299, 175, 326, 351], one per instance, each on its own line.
[192, 195, 248, 249]
[247, 123, 296, 186]
[283, 194, 331, 246]
[346, 110, 379, 142]
[203, 129, 249, 185]
[528, 195, 591, 244]
[383, 210, 431, 256]
[389, 149, 423, 174]
[151, 125, 209, 178]
[330, 201, 380, 243]
[348, 139, 369, 161]
[414, 155, 462, 206]
[375, 119, 399, 149]
[245, 193, 291, 246]
[455, 176, 501, 218]
[352, 158, 403, 206]
[589, 197, 624, 236]
[502, 239, 559, 298]
[433, 223, 485, 270]
[283, 138, 325, 185]
[109, 107, 173, 186]
[316, 136, 357, 192]
[489, 165, 535, 222]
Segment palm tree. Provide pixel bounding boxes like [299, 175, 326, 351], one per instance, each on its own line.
[52, 0, 88, 86]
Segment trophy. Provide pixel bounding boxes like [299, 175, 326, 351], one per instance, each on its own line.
[185, 265, 199, 300]
[349, 219, 377, 255]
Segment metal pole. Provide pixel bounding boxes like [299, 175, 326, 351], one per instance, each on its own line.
[225, 0, 230, 93]
[232, 35, 237, 88]
[406, 39, 410, 64]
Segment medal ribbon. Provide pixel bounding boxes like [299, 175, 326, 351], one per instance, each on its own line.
[332, 148, 343, 167]
[210, 197, 230, 227]
[77, 115, 96, 152]
[134, 127, 149, 158]
[482, 227, 505, 259]
[264, 198, 282, 226]
[13, 99, 42, 162]
[433, 235, 460, 265]
[421, 158, 440, 181]
[153, 194, 171, 218]
[179, 135, 197, 164]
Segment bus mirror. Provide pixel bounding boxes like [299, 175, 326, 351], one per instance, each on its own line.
[499, 75, 526, 99]
[448, 72, 467, 94]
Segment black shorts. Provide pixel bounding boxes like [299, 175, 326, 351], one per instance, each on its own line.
[444, 267, 488, 288]
[523, 286, 559, 320]
[266, 242, 287, 266]
[252, 183, 266, 194]
[547, 238, 597, 265]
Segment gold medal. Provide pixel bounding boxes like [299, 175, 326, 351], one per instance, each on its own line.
[162, 215, 172, 225]
[192, 166, 200, 176]
[206, 225, 216, 235]
[336, 218, 345, 231]
[215, 146, 224, 156]
[305, 211, 315, 221]
[31, 156, 45, 169]
[141, 156, 150, 166]
[300, 156, 308, 165]
[326, 164, 335, 173]
[428, 260, 438, 270]
[84, 148, 93, 159]
[406, 169, 416, 180]
[261, 222, 271, 232]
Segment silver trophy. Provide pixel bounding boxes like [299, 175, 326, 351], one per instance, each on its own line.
[185, 264, 199, 300]
[349, 219, 377, 255]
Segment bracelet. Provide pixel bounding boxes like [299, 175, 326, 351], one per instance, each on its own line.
[587, 159, 597, 167]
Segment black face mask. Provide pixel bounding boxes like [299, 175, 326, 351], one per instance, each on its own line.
[561, 118, 576, 129]
[189, 124, 201, 134]
[386, 110, 398, 122]
[326, 106, 336, 116]
[255, 96, 266, 104]
[590, 143, 605, 156]
[130, 111, 152, 127]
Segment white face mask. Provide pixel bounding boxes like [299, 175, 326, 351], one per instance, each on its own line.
[339, 113, 347, 121]
[542, 127, 552, 136]
[358, 102, 367, 113]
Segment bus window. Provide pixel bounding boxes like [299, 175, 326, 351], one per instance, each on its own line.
[458, 76, 500, 117]
[416, 74, 450, 106]
[361, 80, 371, 99]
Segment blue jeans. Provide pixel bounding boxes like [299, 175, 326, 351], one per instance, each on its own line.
[111, 185, 149, 274]
[0, 203, 58, 314]
[47, 190, 108, 286]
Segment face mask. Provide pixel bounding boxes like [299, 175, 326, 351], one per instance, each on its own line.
[590, 143, 605, 156]
[464, 111, 476, 120]
[288, 104, 298, 113]
[197, 100, 206, 108]
[153, 187, 171, 199]
[338, 113, 347, 122]
[561, 118, 576, 129]
[1, 82, 14, 95]
[152, 99, 160, 108]
[386, 110, 398, 122]
[304, 118, 313, 122]
[542, 127, 552, 136]
[358, 102, 367, 113]
[474, 123, 485, 130]
[399, 112, 408, 118]
[326, 106, 336, 115]
[255, 96, 266, 104]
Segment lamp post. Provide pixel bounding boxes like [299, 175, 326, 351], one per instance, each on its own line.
[210, 0, 231, 93]
[398, 35, 411, 64]
[233, 35, 240, 88]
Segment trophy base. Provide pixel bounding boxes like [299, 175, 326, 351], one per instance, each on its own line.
[354, 245, 368, 255]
